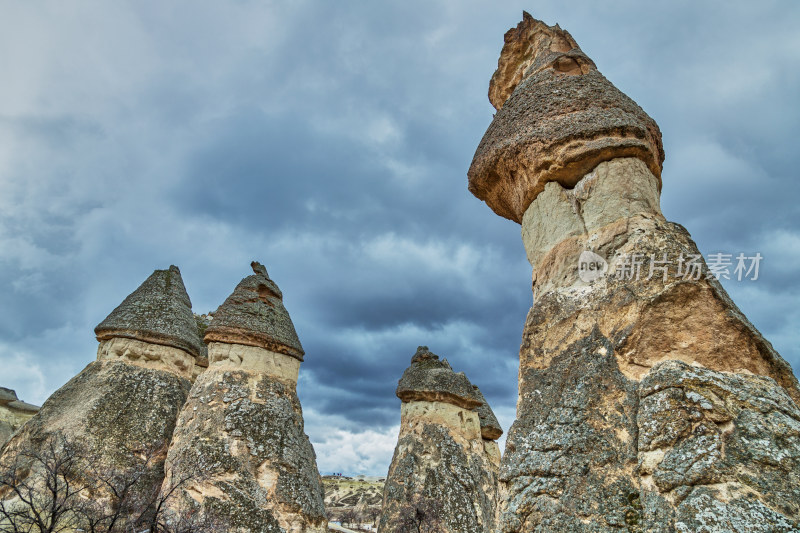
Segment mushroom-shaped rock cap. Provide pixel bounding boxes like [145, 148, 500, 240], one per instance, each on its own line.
[468, 12, 664, 223]
[203, 261, 305, 361]
[471, 385, 503, 440]
[95, 265, 203, 358]
[396, 346, 482, 410]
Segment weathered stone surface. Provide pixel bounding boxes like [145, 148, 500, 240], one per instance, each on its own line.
[162, 344, 326, 533]
[0, 388, 39, 448]
[95, 265, 203, 358]
[638, 360, 800, 532]
[97, 337, 196, 380]
[472, 385, 503, 441]
[0, 361, 191, 511]
[2, 265, 202, 519]
[496, 157, 800, 531]
[163, 263, 324, 532]
[396, 346, 482, 409]
[468, 12, 664, 223]
[380, 349, 500, 533]
[204, 261, 305, 361]
[470, 15, 799, 530]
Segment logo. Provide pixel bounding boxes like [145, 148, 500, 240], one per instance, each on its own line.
[578, 250, 608, 282]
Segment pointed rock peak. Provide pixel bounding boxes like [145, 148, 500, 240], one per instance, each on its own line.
[251, 260, 268, 277]
[204, 261, 304, 360]
[95, 266, 203, 358]
[469, 12, 664, 223]
[396, 347, 480, 409]
[472, 385, 503, 440]
[489, 11, 585, 111]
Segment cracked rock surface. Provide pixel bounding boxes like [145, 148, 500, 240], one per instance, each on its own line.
[162, 263, 326, 532]
[470, 13, 800, 531]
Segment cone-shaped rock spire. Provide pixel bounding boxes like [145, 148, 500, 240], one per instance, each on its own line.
[95, 265, 202, 358]
[468, 11, 664, 223]
[2, 266, 196, 526]
[204, 261, 304, 360]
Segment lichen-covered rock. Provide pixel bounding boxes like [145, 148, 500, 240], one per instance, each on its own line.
[1, 265, 201, 519]
[95, 265, 203, 358]
[469, 13, 800, 531]
[638, 360, 800, 531]
[162, 262, 326, 532]
[497, 157, 800, 531]
[162, 366, 326, 532]
[203, 261, 304, 361]
[0, 361, 192, 511]
[380, 349, 501, 533]
[0, 388, 39, 448]
[396, 346, 482, 409]
[468, 12, 664, 223]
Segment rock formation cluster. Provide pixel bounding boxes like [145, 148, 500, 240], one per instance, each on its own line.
[0, 262, 326, 532]
[379, 347, 502, 533]
[469, 12, 800, 532]
[0, 389, 38, 448]
[3, 11, 800, 533]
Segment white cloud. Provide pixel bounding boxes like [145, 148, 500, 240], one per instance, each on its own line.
[305, 408, 399, 476]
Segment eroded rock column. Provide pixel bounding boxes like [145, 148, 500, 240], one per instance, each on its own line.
[0, 265, 202, 514]
[162, 262, 326, 532]
[468, 13, 800, 532]
[379, 347, 501, 533]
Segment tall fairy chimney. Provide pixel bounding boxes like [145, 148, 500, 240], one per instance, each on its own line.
[161, 262, 327, 532]
[468, 12, 800, 531]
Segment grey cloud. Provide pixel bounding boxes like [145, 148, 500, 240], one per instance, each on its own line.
[1, 1, 798, 475]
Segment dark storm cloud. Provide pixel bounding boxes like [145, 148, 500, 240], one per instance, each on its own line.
[1, 1, 799, 474]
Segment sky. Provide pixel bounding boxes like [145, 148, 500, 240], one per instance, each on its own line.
[1, 1, 799, 476]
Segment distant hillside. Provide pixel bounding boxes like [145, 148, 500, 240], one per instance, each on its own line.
[323, 475, 384, 529]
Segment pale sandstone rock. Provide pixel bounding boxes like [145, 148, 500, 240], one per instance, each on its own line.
[97, 337, 196, 380]
[206, 341, 300, 383]
[470, 13, 800, 532]
[162, 263, 326, 533]
[401, 400, 482, 442]
[468, 12, 664, 223]
[379, 348, 501, 533]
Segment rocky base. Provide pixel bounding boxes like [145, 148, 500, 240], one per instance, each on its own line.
[0, 360, 191, 512]
[497, 158, 800, 531]
[162, 359, 326, 533]
[380, 400, 500, 533]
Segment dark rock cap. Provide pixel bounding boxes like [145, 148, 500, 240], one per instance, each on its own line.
[203, 261, 305, 360]
[95, 265, 203, 358]
[472, 385, 503, 440]
[396, 346, 482, 409]
[0, 387, 19, 405]
[468, 12, 664, 223]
